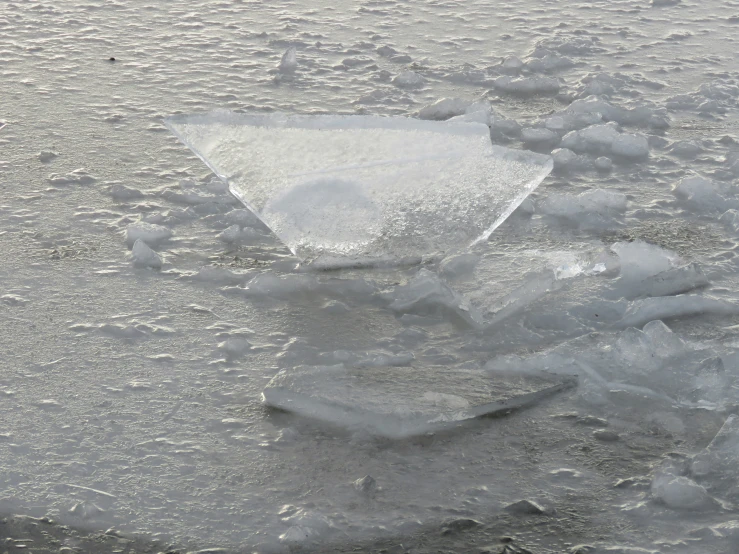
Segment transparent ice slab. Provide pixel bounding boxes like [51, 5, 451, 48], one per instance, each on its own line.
[164, 111, 553, 267]
[263, 364, 577, 438]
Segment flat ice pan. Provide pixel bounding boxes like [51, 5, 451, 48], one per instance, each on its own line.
[164, 111, 552, 267]
[263, 364, 577, 439]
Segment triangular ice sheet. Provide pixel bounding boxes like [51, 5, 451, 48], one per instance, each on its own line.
[165, 111, 552, 267]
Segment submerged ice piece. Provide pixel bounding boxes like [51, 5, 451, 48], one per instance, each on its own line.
[165, 111, 552, 267]
[263, 365, 576, 439]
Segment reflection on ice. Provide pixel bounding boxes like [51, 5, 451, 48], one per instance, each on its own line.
[164, 111, 552, 267]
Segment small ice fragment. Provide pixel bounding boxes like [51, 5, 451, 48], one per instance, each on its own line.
[594, 156, 613, 171]
[611, 133, 649, 159]
[521, 127, 559, 144]
[280, 509, 330, 542]
[673, 176, 732, 212]
[439, 253, 480, 279]
[651, 475, 712, 510]
[388, 269, 483, 328]
[538, 189, 627, 223]
[278, 47, 298, 73]
[417, 98, 472, 120]
[611, 241, 680, 281]
[322, 300, 350, 314]
[525, 53, 574, 73]
[668, 140, 704, 159]
[376, 45, 397, 57]
[493, 76, 560, 95]
[635, 263, 709, 299]
[131, 239, 162, 269]
[39, 150, 58, 163]
[484, 272, 559, 331]
[642, 320, 686, 357]
[551, 148, 578, 170]
[48, 168, 96, 186]
[353, 352, 414, 368]
[392, 70, 425, 89]
[353, 475, 377, 497]
[106, 182, 144, 201]
[691, 415, 739, 478]
[587, 262, 607, 275]
[544, 116, 566, 131]
[561, 123, 620, 154]
[218, 224, 241, 244]
[125, 222, 172, 247]
[218, 337, 251, 358]
[242, 273, 377, 301]
[279, 526, 312, 543]
[567, 95, 655, 126]
[448, 101, 494, 125]
[164, 112, 552, 265]
[389, 53, 412, 63]
[342, 56, 373, 68]
[503, 499, 545, 515]
[615, 296, 739, 329]
[501, 55, 524, 73]
[69, 501, 105, 519]
[441, 518, 481, 535]
[720, 209, 739, 232]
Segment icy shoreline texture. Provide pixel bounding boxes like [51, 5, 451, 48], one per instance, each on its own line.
[3, 0, 739, 552]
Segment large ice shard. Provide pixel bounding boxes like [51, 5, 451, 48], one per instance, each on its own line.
[165, 111, 552, 267]
[263, 364, 576, 438]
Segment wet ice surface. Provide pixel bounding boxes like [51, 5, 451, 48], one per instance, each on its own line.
[165, 112, 552, 266]
[2, 0, 739, 552]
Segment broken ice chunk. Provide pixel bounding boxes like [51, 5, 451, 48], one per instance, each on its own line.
[131, 239, 162, 269]
[611, 241, 681, 282]
[278, 47, 298, 73]
[615, 296, 739, 329]
[164, 111, 552, 266]
[651, 474, 713, 510]
[692, 415, 739, 479]
[392, 71, 425, 89]
[387, 269, 484, 328]
[125, 222, 172, 247]
[262, 364, 576, 439]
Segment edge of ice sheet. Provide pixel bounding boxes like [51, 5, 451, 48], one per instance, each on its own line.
[165, 109, 499, 133]
[163, 110, 553, 267]
[474, 145, 554, 244]
[262, 365, 577, 439]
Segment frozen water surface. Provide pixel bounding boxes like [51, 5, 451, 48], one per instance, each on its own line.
[3, 0, 739, 552]
[165, 112, 552, 266]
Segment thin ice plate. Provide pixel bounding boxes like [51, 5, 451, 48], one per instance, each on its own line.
[164, 111, 552, 267]
[262, 365, 577, 439]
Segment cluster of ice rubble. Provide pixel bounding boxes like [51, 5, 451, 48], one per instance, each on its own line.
[48, 94, 735, 549]
[99, 84, 739, 544]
